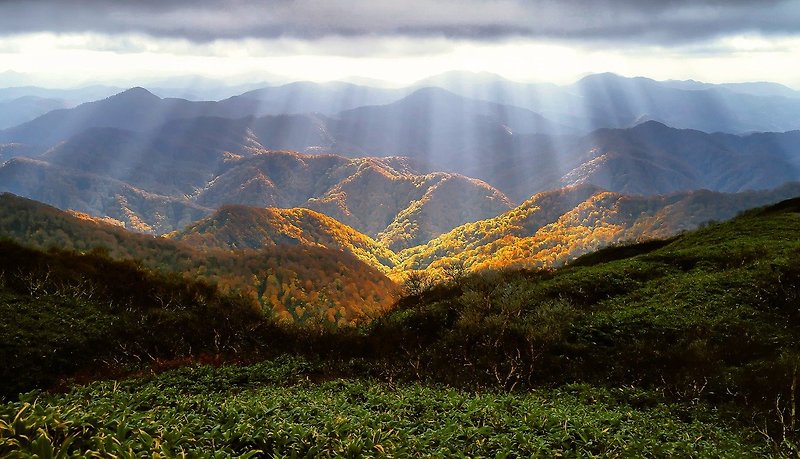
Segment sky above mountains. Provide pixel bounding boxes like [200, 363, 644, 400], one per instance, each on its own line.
[1, 0, 799, 87]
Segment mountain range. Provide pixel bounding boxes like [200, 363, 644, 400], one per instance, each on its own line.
[2, 77, 799, 204]
[419, 71, 800, 133]
[160, 180, 800, 276]
[0, 144, 511, 245]
[4, 71, 800, 140]
[4, 177, 800, 295]
[397, 182, 800, 274]
[1, 72, 799, 296]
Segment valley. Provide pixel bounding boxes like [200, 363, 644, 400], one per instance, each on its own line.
[2, 192, 800, 456]
[1, 69, 800, 456]
[6, 0, 800, 453]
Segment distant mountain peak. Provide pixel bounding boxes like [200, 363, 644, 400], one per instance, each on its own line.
[630, 120, 672, 131]
[404, 86, 461, 99]
[112, 87, 160, 101]
[414, 70, 509, 84]
[576, 72, 624, 83]
[574, 73, 659, 88]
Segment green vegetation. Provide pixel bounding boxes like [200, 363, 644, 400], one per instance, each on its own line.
[3, 196, 800, 455]
[363, 198, 800, 450]
[0, 239, 268, 399]
[0, 358, 771, 457]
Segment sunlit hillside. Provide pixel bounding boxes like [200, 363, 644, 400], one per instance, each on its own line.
[0, 193, 396, 323]
[3, 196, 800, 456]
[366, 197, 800, 447]
[194, 151, 514, 249]
[398, 182, 800, 274]
[171, 205, 398, 273]
[0, 141, 512, 243]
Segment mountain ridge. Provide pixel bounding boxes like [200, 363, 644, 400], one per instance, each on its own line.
[0, 192, 396, 323]
[0, 141, 514, 247]
[2, 80, 799, 203]
[397, 181, 800, 274]
[170, 205, 398, 272]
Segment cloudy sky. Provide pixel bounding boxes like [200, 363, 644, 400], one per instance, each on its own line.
[1, 0, 799, 88]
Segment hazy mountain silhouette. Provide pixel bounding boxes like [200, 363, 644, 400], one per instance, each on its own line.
[0, 96, 72, 130]
[231, 81, 409, 115]
[0, 88, 270, 146]
[415, 71, 800, 134]
[557, 121, 800, 195]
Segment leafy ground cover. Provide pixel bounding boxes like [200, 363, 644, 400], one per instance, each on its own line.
[0, 358, 771, 458]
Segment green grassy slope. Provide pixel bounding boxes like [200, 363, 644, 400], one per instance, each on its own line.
[369, 198, 800, 443]
[2, 196, 800, 455]
[0, 240, 267, 399]
[0, 358, 770, 457]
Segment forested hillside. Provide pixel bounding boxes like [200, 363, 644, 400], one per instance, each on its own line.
[170, 205, 397, 272]
[397, 182, 800, 274]
[0, 239, 266, 398]
[0, 193, 396, 323]
[363, 198, 800, 451]
[2, 195, 800, 456]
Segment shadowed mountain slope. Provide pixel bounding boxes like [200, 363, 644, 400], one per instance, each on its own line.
[0, 156, 211, 233]
[3, 84, 799, 203]
[0, 87, 273, 146]
[1, 133, 514, 246]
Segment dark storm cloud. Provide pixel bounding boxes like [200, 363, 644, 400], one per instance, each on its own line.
[0, 0, 798, 44]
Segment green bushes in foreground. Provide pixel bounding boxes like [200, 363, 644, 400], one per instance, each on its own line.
[0, 358, 773, 458]
[365, 203, 800, 446]
[0, 239, 270, 399]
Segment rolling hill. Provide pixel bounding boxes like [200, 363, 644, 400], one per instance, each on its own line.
[170, 205, 398, 272]
[0, 193, 397, 323]
[366, 196, 800, 447]
[197, 150, 513, 250]
[0, 238, 266, 398]
[456, 121, 800, 201]
[0, 156, 212, 233]
[397, 182, 800, 274]
[556, 121, 800, 196]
